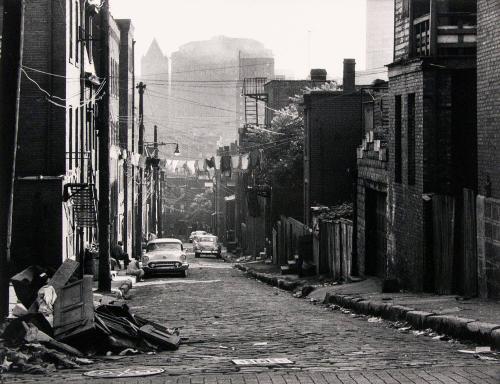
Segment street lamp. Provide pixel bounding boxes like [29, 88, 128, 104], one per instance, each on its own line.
[144, 141, 181, 157]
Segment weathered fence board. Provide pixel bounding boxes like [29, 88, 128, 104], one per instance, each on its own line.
[432, 195, 455, 295]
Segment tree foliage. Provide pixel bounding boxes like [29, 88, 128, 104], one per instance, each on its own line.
[246, 82, 339, 190]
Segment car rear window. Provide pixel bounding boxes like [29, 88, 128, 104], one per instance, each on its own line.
[200, 237, 216, 242]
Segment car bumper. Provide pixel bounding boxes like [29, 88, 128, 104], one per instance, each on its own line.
[195, 249, 220, 255]
[143, 263, 189, 274]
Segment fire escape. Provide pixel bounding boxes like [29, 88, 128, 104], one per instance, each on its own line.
[242, 77, 268, 127]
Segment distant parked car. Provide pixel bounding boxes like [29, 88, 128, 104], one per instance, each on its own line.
[142, 238, 189, 277]
[189, 230, 207, 243]
[194, 235, 221, 259]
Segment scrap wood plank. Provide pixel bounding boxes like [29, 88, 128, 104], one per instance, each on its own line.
[50, 259, 79, 290]
[53, 275, 94, 341]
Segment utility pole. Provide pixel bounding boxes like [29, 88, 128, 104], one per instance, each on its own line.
[79, 0, 87, 277]
[131, 39, 136, 258]
[0, 0, 25, 319]
[158, 171, 164, 237]
[98, 0, 111, 292]
[135, 82, 146, 258]
[152, 125, 158, 235]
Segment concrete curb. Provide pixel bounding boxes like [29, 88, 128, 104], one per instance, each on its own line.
[233, 263, 500, 349]
[324, 292, 500, 350]
[234, 264, 301, 291]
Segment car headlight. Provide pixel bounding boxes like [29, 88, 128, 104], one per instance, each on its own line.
[180, 254, 187, 262]
[142, 255, 149, 263]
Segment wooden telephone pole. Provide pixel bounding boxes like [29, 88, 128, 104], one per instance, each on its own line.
[135, 82, 146, 258]
[0, 0, 25, 319]
[98, 0, 111, 292]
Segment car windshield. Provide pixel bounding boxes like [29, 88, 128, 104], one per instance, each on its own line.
[147, 242, 182, 252]
[200, 237, 216, 242]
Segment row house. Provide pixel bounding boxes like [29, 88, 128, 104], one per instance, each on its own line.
[386, 0, 477, 293]
[11, 0, 102, 272]
[6, 0, 135, 273]
[476, 0, 500, 298]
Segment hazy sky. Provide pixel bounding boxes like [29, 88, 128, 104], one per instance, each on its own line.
[110, 0, 368, 79]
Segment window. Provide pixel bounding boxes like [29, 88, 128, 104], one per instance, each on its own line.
[407, 94, 416, 185]
[402, 0, 410, 18]
[68, 106, 73, 169]
[69, 0, 73, 60]
[75, 108, 79, 167]
[395, 95, 402, 183]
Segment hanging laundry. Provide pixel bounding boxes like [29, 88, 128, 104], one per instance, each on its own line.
[249, 150, 261, 170]
[138, 155, 147, 169]
[187, 161, 196, 174]
[241, 154, 250, 170]
[208, 168, 215, 179]
[205, 157, 215, 169]
[194, 160, 200, 172]
[215, 156, 222, 170]
[231, 155, 241, 170]
[221, 155, 232, 177]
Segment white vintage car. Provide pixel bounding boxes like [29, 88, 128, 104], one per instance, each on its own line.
[142, 238, 189, 278]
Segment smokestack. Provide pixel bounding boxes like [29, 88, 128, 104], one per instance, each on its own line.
[343, 59, 356, 93]
[310, 68, 327, 82]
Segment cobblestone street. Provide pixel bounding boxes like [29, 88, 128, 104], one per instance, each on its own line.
[3, 252, 499, 384]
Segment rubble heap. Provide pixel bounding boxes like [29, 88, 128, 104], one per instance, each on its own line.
[0, 260, 180, 375]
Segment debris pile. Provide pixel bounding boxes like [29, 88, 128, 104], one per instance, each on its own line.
[0, 260, 180, 375]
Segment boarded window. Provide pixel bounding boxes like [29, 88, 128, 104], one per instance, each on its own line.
[407, 93, 416, 185]
[395, 95, 402, 183]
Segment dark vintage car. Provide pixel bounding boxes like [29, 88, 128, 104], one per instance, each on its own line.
[193, 235, 221, 259]
[142, 238, 189, 277]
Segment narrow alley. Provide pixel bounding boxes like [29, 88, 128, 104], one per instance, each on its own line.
[5, 251, 498, 384]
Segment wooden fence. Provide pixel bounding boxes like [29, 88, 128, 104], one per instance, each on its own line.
[314, 219, 353, 280]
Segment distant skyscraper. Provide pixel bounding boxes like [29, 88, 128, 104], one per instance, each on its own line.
[167, 36, 274, 157]
[141, 39, 169, 143]
[365, 0, 394, 70]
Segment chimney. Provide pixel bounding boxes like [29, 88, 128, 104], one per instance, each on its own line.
[310, 68, 327, 82]
[343, 59, 356, 93]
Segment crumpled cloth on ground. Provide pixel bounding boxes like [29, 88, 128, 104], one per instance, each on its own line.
[36, 285, 57, 326]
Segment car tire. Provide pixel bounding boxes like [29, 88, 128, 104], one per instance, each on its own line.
[216, 252, 221, 259]
[195, 252, 200, 258]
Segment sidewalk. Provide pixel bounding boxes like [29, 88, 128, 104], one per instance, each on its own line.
[233, 260, 500, 350]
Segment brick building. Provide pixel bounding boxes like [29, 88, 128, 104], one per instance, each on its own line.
[303, 60, 363, 226]
[476, 0, 500, 298]
[11, 0, 102, 271]
[356, 83, 390, 278]
[386, 0, 477, 292]
[7, 1, 136, 272]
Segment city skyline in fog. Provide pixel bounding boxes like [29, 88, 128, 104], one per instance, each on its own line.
[110, 0, 371, 79]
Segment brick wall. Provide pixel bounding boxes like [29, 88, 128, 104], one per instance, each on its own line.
[476, 0, 500, 299]
[12, 179, 64, 273]
[387, 59, 477, 291]
[303, 91, 362, 225]
[356, 89, 390, 277]
[477, 0, 500, 197]
[393, 0, 410, 62]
